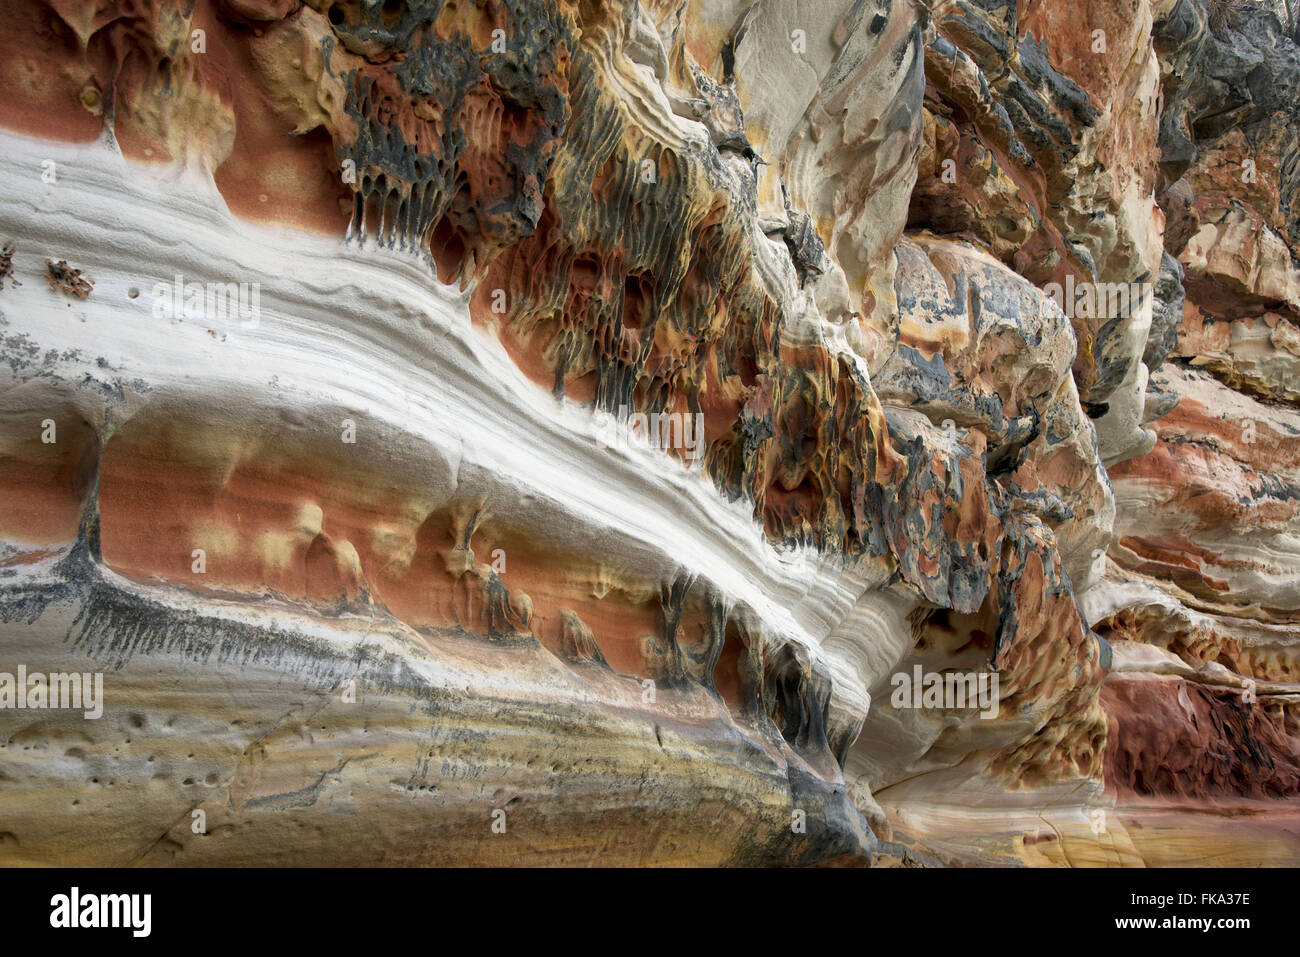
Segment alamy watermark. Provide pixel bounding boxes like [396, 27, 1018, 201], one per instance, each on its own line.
[1042, 275, 1153, 320]
[50, 887, 150, 937]
[890, 665, 999, 719]
[0, 666, 103, 719]
[594, 405, 705, 462]
[151, 273, 261, 328]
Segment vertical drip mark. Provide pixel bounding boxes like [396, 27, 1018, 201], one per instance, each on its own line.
[357, 176, 372, 247]
[396, 199, 410, 251]
[345, 190, 363, 245]
[385, 190, 399, 248]
[378, 189, 391, 248]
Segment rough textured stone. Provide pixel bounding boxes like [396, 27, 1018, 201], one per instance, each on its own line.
[0, 0, 1296, 867]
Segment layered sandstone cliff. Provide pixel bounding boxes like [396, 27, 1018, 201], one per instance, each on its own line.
[0, 0, 1295, 866]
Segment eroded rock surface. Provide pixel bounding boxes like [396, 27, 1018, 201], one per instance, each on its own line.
[0, 0, 1295, 866]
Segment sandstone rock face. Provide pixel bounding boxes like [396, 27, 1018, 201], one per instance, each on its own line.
[0, 0, 1294, 867]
